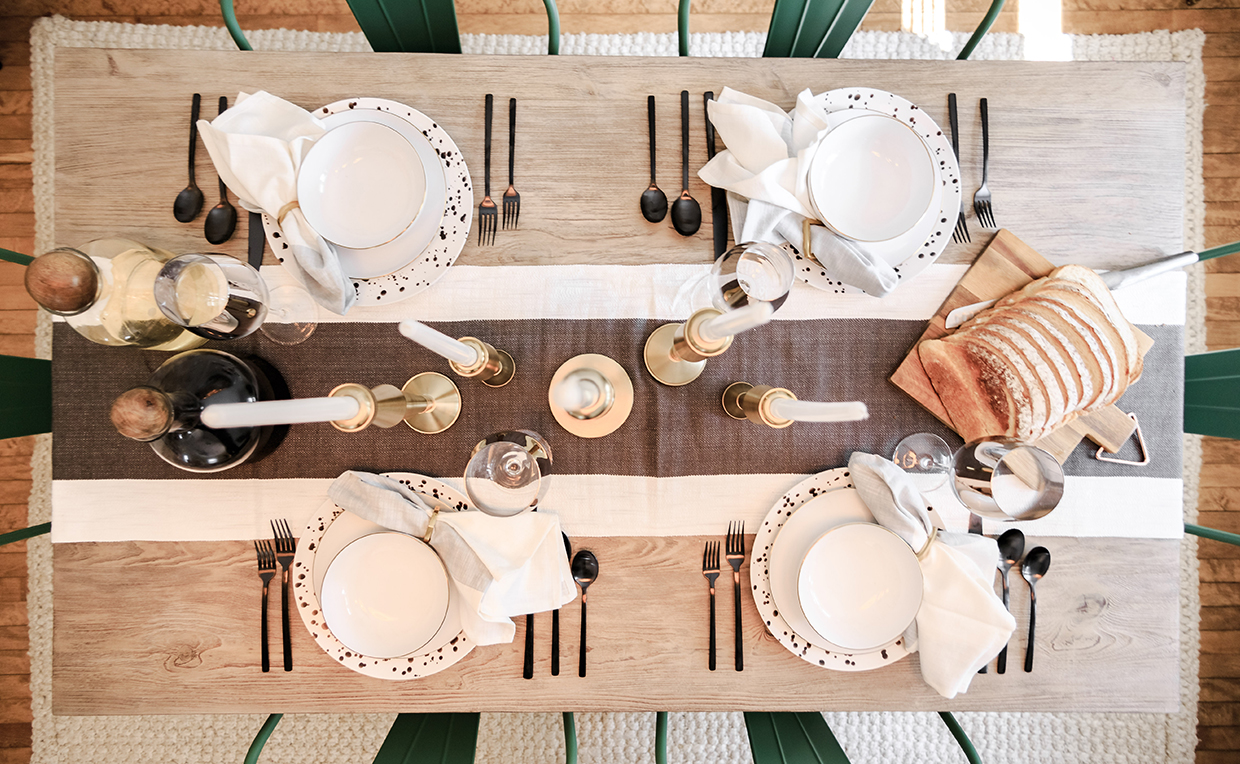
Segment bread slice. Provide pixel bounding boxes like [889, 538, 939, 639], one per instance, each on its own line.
[991, 305, 1089, 414]
[980, 307, 1080, 415]
[919, 336, 1019, 442]
[1028, 292, 1125, 406]
[956, 331, 1048, 439]
[1022, 297, 1116, 409]
[1040, 281, 1141, 383]
[1048, 264, 1143, 379]
[969, 320, 1066, 434]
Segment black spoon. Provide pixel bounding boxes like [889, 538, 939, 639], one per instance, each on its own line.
[641, 96, 668, 223]
[1021, 546, 1052, 673]
[173, 93, 204, 223]
[571, 549, 598, 678]
[204, 96, 237, 245]
[995, 529, 1026, 674]
[670, 90, 702, 236]
[552, 532, 571, 676]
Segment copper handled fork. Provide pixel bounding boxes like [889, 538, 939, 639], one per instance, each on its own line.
[502, 97, 520, 230]
[725, 521, 746, 672]
[702, 541, 720, 671]
[271, 519, 295, 672]
[478, 94, 497, 246]
[254, 540, 276, 673]
[948, 93, 970, 245]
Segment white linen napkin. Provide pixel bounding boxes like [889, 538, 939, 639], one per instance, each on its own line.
[700, 88, 900, 297]
[327, 471, 577, 646]
[197, 91, 357, 315]
[846, 452, 1016, 699]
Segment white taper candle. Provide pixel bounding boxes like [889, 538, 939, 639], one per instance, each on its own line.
[552, 374, 603, 414]
[201, 396, 361, 428]
[697, 301, 775, 343]
[769, 398, 869, 423]
[398, 320, 481, 366]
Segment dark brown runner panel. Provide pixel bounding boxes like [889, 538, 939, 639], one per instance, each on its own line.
[51, 320, 1183, 481]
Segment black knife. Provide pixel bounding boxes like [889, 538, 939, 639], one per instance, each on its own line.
[704, 91, 728, 260]
[247, 211, 265, 270]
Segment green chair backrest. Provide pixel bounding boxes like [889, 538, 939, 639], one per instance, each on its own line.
[221, 0, 560, 54]
[742, 711, 981, 764]
[677, 0, 1005, 60]
[1185, 348, 1240, 439]
[0, 354, 51, 441]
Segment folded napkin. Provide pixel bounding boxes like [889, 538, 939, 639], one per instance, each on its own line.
[328, 471, 577, 646]
[846, 452, 1016, 699]
[700, 88, 899, 297]
[197, 91, 356, 315]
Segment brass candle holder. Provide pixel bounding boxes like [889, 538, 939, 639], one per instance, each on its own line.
[329, 373, 462, 434]
[548, 354, 634, 438]
[643, 308, 734, 387]
[722, 382, 797, 429]
[449, 337, 516, 389]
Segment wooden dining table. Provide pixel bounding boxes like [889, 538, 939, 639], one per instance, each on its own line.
[48, 47, 1188, 715]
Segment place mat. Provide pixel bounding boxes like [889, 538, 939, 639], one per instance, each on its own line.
[27, 16, 1205, 764]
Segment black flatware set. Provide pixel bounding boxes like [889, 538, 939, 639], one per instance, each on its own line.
[175, 93, 240, 247]
[642, 90, 724, 244]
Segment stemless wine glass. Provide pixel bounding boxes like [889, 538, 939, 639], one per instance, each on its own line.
[892, 432, 953, 492]
[260, 284, 319, 346]
[709, 242, 796, 313]
[951, 438, 1065, 521]
[464, 430, 554, 518]
[154, 254, 269, 341]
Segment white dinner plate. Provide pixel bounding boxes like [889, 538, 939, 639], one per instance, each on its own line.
[794, 88, 962, 294]
[767, 487, 875, 651]
[297, 121, 427, 250]
[320, 531, 451, 659]
[318, 108, 449, 280]
[264, 97, 472, 307]
[807, 113, 936, 243]
[293, 473, 476, 680]
[750, 467, 912, 672]
[798, 523, 924, 652]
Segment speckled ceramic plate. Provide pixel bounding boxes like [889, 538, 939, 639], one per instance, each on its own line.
[264, 97, 472, 307]
[750, 467, 912, 671]
[793, 88, 962, 295]
[293, 473, 477, 680]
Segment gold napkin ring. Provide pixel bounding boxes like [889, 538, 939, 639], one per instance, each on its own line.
[915, 528, 939, 560]
[277, 200, 300, 225]
[423, 506, 441, 544]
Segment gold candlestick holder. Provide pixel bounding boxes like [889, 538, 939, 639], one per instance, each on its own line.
[643, 308, 734, 387]
[548, 354, 635, 438]
[329, 372, 462, 434]
[449, 336, 516, 388]
[722, 382, 796, 429]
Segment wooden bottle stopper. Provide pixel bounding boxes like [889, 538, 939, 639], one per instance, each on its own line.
[110, 387, 174, 442]
[24, 249, 99, 315]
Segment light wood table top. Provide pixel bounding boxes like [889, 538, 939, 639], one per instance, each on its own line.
[50, 48, 1186, 715]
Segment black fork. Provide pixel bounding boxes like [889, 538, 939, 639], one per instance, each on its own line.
[254, 540, 276, 673]
[502, 98, 520, 230]
[725, 521, 746, 672]
[702, 541, 720, 671]
[271, 519, 295, 672]
[948, 93, 970, 245]
[478, 94, 497, 245]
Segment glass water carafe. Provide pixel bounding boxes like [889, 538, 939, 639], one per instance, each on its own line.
[24, 237, 206, 350]
[110, 349, 271, 473]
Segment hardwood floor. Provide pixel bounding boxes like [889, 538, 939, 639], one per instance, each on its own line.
[0, 2, 1235, 761]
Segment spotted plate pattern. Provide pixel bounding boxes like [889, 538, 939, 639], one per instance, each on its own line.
[749, 467, 912, 672]
[792, 88, 963, 295]
[292, 473, 477, 680]
[263, 97, 472, 307]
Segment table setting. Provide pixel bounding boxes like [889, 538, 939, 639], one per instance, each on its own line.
[37, 48, 1197, 717]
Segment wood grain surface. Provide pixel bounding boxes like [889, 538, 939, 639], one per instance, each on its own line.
[51, 534, 1181, 715]
[52, 49, 1186, 272]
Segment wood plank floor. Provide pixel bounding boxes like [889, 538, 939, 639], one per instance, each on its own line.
[0, 2, 1235, 761]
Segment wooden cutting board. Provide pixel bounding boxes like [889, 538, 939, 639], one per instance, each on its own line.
[890, 229, 1152, 463]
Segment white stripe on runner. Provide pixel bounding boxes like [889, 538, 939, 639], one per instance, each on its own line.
[51, 473, 1183, 543]
[251, 264, 1187, 326]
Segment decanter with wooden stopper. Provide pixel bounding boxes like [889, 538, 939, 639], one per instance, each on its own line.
[110, 349, 270, 473]
[23, 238, 206, 350]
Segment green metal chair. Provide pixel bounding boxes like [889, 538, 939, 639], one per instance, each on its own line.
[221, 0, 561, 54]
[677, 0, 1005, 60]
[0, 354, 51, 442]
[742, 711, 981, 764]
[1185, 348, 1240, 440]
[246, 711, 577, 764]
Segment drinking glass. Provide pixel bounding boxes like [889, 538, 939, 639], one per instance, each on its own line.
[260, 285, 319, 346]
[892, 432, 952, 492]
[951, 438, 1065, 521]
[464, 430, 554, 517]
[154, 254, 269, 340]
[709, 242, 795, 314]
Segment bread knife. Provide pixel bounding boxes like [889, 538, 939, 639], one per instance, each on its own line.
[943, 241, 1240, 329]
[705, 91, 728, 260]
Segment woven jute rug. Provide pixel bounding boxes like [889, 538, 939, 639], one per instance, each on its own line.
[26, 15, 1205, 763]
